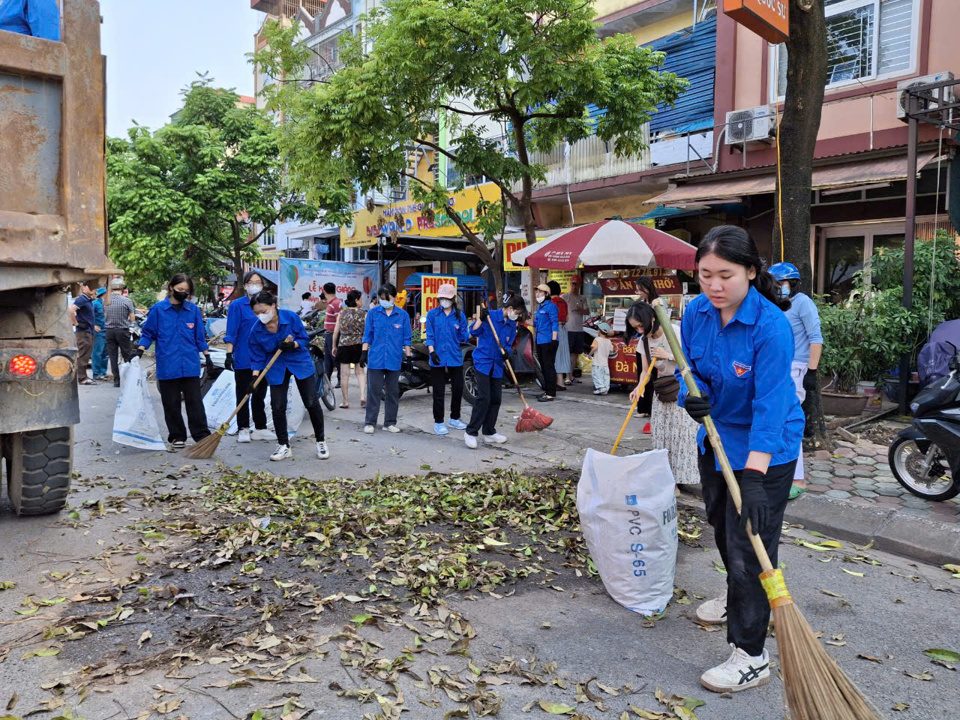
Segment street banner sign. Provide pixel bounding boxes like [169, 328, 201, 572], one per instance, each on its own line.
[278, 258, 378, 312]
[723, 0, 789, 44]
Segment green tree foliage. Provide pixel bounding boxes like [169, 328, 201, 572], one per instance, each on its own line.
[107, 76, 319, 290]
[253, 0, 687, 299]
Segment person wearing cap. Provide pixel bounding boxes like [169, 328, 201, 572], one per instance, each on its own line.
[769, 262, 822, 500]
[424, 283, 471, 435]
[91, 286, 109, 380]
[104, 279, 136, 386]
[587, 322, 615, 395]
[533, 283, 559, 402]
[562, 275, 590, 382]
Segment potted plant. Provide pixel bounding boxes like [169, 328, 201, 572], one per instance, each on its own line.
[818, 295, 869, 416]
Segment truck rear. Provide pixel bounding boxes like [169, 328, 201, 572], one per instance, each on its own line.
[0, 0, 111, 515]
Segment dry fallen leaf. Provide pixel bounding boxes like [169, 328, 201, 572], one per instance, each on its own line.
[539, 700, 576, 715]
[904, 670, 934, 681]
[138, 630, 152, 649]
[892, 702, 910, 711]
[857, 654, 883, 664]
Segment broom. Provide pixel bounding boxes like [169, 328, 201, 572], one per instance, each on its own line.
[610, 360, 655, 454]
[650, 299, 882, 720]
[185, 348, 284, 459]
[483, 309, 553, 433]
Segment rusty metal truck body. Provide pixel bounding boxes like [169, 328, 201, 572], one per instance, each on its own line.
[0, 0, 111, 514]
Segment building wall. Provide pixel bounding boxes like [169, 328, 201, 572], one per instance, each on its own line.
[629, 13, 692, 46]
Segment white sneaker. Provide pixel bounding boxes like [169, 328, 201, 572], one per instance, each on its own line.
[483, 433, 507, 444]
[385, 425, 400, 433]
[464, 433, 478, 449]
[363, 425, 375, 434]
[696, 591, 728, 625]
[251, 428, 273, 441]
[316, 441, 329, 459]
[269, 444, 292, 461]
[700, 645, 770, 694]
[237, 429, 251, 443]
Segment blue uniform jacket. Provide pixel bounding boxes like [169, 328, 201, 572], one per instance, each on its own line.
[223, 295, 258, 370]
[676, 287, 804, 472]
[248, 309, 315, 386]
[362, 305, 412, 371]
[92, 298, 105, 334]
[471, 310, 517, 379]
[534, 300, 559, 344]
[425, 306, 469, 367]
[138, 299, 209, 381]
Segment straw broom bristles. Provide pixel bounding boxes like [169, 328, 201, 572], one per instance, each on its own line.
[651, 300, 883, 720]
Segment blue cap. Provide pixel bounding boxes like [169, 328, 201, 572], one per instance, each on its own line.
[597, 321, 612, 335]
[96, 287, 107, 297]
[769, 262, 801, 281]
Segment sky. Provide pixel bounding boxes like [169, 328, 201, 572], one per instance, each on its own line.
[100, 0, 264, 138]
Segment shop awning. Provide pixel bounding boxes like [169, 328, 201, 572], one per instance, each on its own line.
[645, 151, 939, 206]
[380, 243, 479, 264]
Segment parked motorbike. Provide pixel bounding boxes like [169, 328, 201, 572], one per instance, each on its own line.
[399, 343, 477, 405]
[888, 346, 960, 501]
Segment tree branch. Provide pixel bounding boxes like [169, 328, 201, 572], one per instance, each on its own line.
[413, 136, 522, 208]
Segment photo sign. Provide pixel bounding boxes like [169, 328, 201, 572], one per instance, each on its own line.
[723, 0, 789, 44]
[421, 274, 458, 317]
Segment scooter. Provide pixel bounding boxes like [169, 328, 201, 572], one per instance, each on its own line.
[399, 343, 478, 405]
[888, 348, 960, 501]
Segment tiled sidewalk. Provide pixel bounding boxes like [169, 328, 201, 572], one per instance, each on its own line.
[804, 439, 960, 523]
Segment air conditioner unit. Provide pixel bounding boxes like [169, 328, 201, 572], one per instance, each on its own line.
[725, 106, 776, 145]
[897, 72, 955, 121]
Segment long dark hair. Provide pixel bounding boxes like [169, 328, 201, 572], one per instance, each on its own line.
[623, 301, 658, 343]
[695, 225, 790, 311]
[636, 276, 659, 302]
[168, 273, 194, 297]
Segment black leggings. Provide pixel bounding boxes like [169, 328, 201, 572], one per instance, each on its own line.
[431, 365, 464, 423]
[466, 371, 502, 437]
[270, 371, 324, 446]
[537, 342, 557, 396]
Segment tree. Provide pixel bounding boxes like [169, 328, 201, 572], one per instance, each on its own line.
[107, 77, 319, 291]
[254, 0, 687, 300]
[772, 0, 828, 444]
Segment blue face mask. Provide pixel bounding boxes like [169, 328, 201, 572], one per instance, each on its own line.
[379, 298, 395, 309]
[778, 285, 791, 299]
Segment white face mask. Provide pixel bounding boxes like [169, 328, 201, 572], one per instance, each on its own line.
[379, 299, 394, 309]
[256, 309, 274, 324]
[440, 299, 452, 309]
[536, 294, 546, 303]
[245, 284, 262, 296]
[506, 310, 519, 321]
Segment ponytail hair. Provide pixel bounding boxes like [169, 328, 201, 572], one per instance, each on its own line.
[251, 289, 278, 308]
[695, 225, 790, 311]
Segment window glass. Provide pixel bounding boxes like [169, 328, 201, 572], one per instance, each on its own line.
[825, 235, 865, 300]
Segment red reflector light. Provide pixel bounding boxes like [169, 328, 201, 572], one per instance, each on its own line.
[10, 355, 37, 377]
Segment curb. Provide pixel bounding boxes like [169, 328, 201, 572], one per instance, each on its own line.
[677, 487, 960, 567]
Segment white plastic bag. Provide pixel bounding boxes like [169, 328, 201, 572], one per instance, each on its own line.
[202, 370, 305, 438]
[112, 358, 166, 451]
[577, 448, 678, 616]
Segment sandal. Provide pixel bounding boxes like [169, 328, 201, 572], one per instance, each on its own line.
[339, 403, 350, 409]
[788, 484, 807, 501]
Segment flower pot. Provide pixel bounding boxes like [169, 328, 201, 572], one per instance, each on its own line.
[820, 390, 868, 417]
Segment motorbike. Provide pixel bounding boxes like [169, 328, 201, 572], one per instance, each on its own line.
[888, 347, 960, 501]
[399, 343, 477, 405]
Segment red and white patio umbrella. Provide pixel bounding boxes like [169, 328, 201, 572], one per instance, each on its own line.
[509, 219, 697, 272]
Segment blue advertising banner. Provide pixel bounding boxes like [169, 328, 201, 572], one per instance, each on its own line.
[278, 259, 379, 312]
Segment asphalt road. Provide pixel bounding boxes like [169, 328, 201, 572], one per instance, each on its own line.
[0, 379, 957, 720]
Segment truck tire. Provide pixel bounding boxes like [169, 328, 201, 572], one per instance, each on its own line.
[2, 427, 73, 516]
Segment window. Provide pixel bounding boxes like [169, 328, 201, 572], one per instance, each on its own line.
[773, 0, 918, 99]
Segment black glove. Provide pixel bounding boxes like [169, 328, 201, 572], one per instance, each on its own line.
[430, 351, 441, 365]
[224, 352, 234, 371]
[247, 378, 260, 396]
[359, 350, 368, 368]
[205, 354, 215, 372]
[500, 347, 510, 361]
[402, 356, 413, 371]
[738, 469, 769, 534]
[479, 307, 489, 323]
[803, 367, 818, 395]
[683, 394, 712, 423]
[135, 347, 144, 359]
[279, 340, 297, 351]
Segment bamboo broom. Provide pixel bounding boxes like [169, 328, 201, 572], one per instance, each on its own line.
[483, 309, 552, 432]
[650, 299, 882, 720]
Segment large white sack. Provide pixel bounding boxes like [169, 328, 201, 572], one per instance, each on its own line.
[577, 447, 678, 616]
[112, 358, 166, 451]
[203, 370, 306, 438]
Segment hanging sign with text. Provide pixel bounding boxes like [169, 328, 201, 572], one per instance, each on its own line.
[723, 0, 789, 44]
[421, 274, 458, 317]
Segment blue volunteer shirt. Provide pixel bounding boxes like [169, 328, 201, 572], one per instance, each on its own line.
[471, 310, 517, 379]
[223, 295, 259, 370]
[138, 299, 209, 381]
[534, 300, 559, 344]
[92, 298, 105, 333]
[362, 305, 412, 371]
[248, 309, 315, 386]
[676, 287, 804, 472]
[784, 292, 823, 366]
[425, 306, 470, 367]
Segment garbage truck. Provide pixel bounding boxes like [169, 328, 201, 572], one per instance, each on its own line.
[0, 0, 111, 515]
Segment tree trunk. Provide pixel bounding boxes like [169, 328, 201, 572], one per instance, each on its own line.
[775, 0, 830, 448]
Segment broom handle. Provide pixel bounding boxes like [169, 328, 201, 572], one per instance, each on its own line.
[484, 309, 530, 409]
[651, 300, 775, 574]
[611, 360, 655, 454]
[218, 348, 285, 429]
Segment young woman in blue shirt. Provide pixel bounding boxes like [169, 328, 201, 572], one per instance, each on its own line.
[425, 283, 471, 435]
[248, 291, 329, 462]
[361, 283, 412, 434]
[533, 283, 559, 401]
[137, 274, 214, 450]
[769, 262, 823, 499]
[676, 226, 804, 695]
[223, 271, 271, 444]
[463, 295, 526, 448]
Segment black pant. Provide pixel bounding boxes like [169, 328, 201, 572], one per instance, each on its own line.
[698, 446, 795, 657]
[157, 376, 210, 443]
[233, 367, 268, 430]
[270, 370, 325, 446]
[537, 342, 557, 396]
[431, 365, 464, 423]
[638, 365, 658, 415]
[467, 371, 502, 437]
[106, 327, 134, 380]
